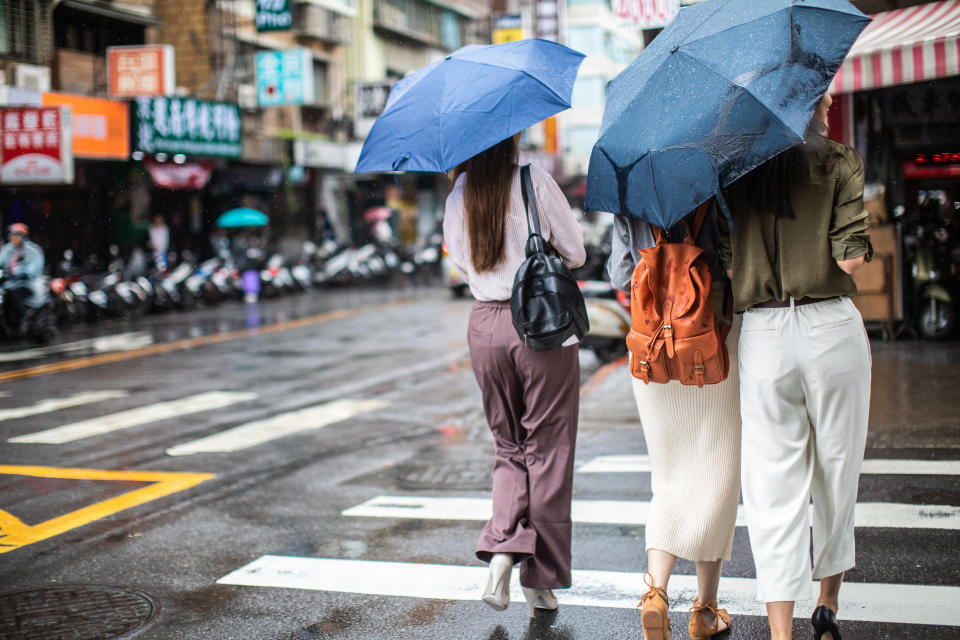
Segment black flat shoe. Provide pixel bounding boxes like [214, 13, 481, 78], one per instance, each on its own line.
[811, 605, 842, 640]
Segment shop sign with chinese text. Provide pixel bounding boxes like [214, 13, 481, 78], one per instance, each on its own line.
[133, 97, 241, 158]
[0, 106, 74, 184]
[107, 45, 175, 98]
[613, 0, 679, 28]
[256, 50, 315, 107]
[354, 81, 394, 138]
[257, 0, 293, 31]
[492, 14, 523, 44]
[42, 93, 129, 160]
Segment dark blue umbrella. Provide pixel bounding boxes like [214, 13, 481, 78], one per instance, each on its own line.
[355, 39, 584, 173]
[585, 0, 870, 229]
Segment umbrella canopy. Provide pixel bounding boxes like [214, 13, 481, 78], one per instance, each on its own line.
[355, 39, 585, 173]
[585, 0, 870, 229]
[216, 208, 269, 229]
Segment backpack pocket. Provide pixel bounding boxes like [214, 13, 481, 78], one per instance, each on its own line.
[673, 331, 729, 387]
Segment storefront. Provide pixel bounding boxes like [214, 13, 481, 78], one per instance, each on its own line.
[829, 0, 960, 336]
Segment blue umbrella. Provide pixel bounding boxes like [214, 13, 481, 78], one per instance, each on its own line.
[216, 208, 269, 228]
[355, 39, 585, 173]
[585, 0, 870, 229]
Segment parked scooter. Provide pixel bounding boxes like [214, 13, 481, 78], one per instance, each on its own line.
[578, 280, 631, 362]
[901, 195, 958, 339]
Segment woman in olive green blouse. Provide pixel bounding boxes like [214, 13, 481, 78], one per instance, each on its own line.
[719, 93, 872, 640]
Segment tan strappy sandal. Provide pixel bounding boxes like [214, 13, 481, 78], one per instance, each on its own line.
[688, 598, 731, 639]
[639, 573, 671, 640]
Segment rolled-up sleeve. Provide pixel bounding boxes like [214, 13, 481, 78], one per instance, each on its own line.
[830, 150, 874, 263]
[534, 166, 586, 268]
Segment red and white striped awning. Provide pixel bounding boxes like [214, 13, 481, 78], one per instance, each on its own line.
[830, 0, 960, 94]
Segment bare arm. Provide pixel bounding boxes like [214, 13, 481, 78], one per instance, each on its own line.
[836, 255, 866, 274]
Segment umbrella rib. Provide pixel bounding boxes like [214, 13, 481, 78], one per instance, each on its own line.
[673, 49, 806, 143]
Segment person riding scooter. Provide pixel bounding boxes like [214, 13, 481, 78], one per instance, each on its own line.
[0, 223, 49, 335]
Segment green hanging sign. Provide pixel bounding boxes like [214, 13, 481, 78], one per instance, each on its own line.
[132, 96, 242, 158]
[256, 0, 293, 32]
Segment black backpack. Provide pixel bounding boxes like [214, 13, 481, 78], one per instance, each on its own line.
[510, 165, 589, 351]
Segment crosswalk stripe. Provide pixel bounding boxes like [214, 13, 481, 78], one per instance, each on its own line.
[343, 496, 960, 530]
[217, 555, 960, 627]
[165, 398, 388, 456]
[0, 390, 129, 423]
[8, 391, 257, 444]
[578, 455, 960, 476]
[0, 332, 153, 364]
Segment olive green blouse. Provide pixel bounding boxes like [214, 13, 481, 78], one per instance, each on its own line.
[718, 138, 874, 313]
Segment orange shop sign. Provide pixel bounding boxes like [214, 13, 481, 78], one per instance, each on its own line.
[41, 93, 129, 160]
[107, 44, 175, 98]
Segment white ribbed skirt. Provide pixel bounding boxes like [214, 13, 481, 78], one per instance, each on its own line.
[630, 316, 742, 562]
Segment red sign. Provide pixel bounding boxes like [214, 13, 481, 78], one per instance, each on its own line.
[902, 161, 960, 179]
[613, 0, 679, 28]
[107, 45, 175, 98]
[914, 152, 960, 165]
[0, 106, 74, 184]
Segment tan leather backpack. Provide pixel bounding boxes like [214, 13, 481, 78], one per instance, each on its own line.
[626, 201, 730, 388]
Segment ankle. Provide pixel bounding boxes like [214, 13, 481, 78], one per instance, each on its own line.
[816, 599, 838, 614]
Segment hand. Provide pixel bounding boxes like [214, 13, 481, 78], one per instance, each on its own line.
[725, 268, 733, 279]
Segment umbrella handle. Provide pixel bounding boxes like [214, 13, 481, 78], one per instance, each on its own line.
[714, 186, 736, 236]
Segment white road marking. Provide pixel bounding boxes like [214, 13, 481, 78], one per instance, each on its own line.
[343, 496, 960, 530]
[218, 556, 960, 627]
[0, 332, 154, 363]
[579, 455, 960, 476]
[8, 391, 257, 444]
[0, 390, 129, 423]
[165, 398, 388, 456]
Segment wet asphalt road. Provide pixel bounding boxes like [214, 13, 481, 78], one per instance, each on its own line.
[0, 286, 958, 639]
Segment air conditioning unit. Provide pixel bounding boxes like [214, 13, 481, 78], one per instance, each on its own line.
[13, 64, 51, 92]
[237, 83, 258, 111]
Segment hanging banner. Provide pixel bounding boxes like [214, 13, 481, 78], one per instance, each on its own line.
[42, 93, 129, 160]
[613, 0, 680, 28]
[145, 159, 214, 189]
[257, 0, 293, 32]
[256, 50, 315, 106]
[0, 106, 74, 185]
[107, 45, 175, 98]
[132, 96, 242, 158]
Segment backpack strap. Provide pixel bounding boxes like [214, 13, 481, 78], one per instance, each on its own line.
[520, 165, 546, 253]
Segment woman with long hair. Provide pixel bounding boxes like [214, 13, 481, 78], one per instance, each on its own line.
[720, 93, 873, 640]
[607, 204, 740, 640]
[442, 133, 586, 616]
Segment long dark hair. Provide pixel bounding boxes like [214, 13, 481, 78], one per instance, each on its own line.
[451, 136, 519, 273]
[737, 120, 830, 218]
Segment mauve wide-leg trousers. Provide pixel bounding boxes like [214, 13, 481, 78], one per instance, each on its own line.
[467, 300, 580, 589]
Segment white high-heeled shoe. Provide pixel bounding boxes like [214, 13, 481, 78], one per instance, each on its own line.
[482, 553, 513, 611]
[522, 587, 559, 617]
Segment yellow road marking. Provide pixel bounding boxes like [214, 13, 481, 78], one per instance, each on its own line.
[0, 465, 214, 553]
[0, 303, 396, 384]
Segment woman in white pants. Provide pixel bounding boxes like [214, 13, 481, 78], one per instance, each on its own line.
[719, 93, 873, 640]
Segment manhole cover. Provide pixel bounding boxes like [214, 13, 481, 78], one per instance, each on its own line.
[0, 586, 159, 640]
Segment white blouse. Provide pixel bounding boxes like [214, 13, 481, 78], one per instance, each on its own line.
[442, 164, 586, 302]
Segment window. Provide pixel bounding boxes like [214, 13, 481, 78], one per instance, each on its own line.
[0, 0, 39, 60]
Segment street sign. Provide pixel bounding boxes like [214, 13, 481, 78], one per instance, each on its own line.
[0, 105, 74, 184]
[256, 0, 293, 32]
[42, 93, 129, 160]
[132, 96, 242, 158]
[612, 0, 680, 29]
[107, 45, 175, 98]
[492, 14, 523, 44]
[256, 50, 315, 107]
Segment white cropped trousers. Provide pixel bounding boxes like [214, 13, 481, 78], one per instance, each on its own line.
[738, 296, 871, 603]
